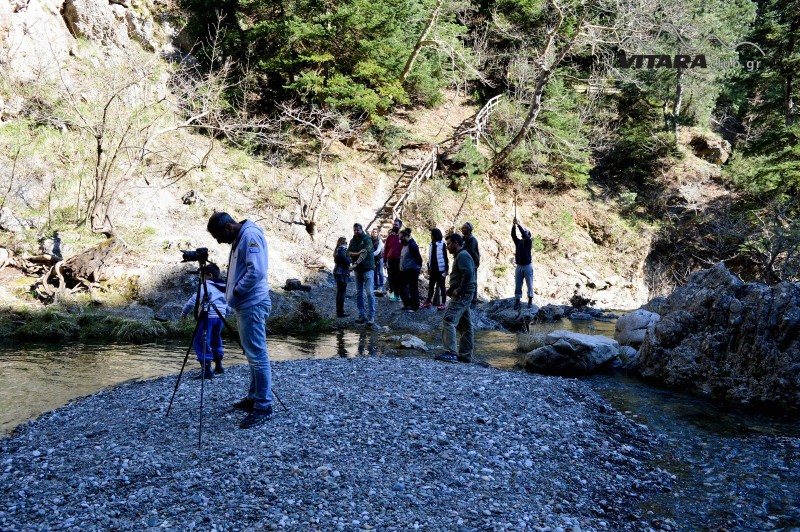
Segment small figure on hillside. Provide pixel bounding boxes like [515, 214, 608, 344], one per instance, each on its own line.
[371, 228, 385, 293]
[434, 233, 476, 363]
[348, 223, 376, 325]
[206, 212, 274, 429]
[399, 228, 423, 312]
[333, 236, 351, 318]
[180, 262, 229, 379]
[512, 217, 535, 310]
[421, 227, 449, 311]
[461, 222, 480, 306]
[384, 223, 403, 302]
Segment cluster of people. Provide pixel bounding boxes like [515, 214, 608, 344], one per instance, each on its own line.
[181, 211, 536, 431]
[334, 216, 536, 363]
[333, 218, 484, 319]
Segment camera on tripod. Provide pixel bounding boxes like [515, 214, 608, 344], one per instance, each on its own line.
[181, 247, 209, 264]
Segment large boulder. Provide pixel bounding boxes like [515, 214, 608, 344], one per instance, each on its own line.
[615, 308, 660, 347]
[483, 298, 540, 330]
[525, 330, 619, 376]
[635, 263, 800, 410]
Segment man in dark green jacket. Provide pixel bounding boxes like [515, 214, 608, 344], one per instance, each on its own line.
[434, 233, 476, 363]
[348, 223, 376, 324]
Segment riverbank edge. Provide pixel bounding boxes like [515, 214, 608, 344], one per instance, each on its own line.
[1, 357, 674, 530]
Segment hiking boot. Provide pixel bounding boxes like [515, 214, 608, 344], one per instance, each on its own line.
[232, 397, 255, 412]
[355, 316, 367, 324]
[337, 313, 351, 318]
[528, 297, 533, 309]
[213, 361, 225, 375]
[457, 354, 472, 363]
[240, 406, 273, 429]
[436, 304, 447, 311]
[193, 362, 213, 380]
[420, 301, 432, 309]
[434, 352, 458, 363]
[513, 299, 521, 311]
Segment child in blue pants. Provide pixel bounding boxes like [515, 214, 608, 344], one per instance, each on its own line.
[180, 263, 229, 379]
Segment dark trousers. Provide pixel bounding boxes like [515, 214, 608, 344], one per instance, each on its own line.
[426, 270, 446, 305]
[336, 281, 347, 316]
[400, 269, 421, 309]
[387, 258, 401, 295]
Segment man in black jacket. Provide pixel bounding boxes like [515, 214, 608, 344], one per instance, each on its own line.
[512, 218, 534, 309]
[398, 228, 422, 311]
[461, 222, 480, 305]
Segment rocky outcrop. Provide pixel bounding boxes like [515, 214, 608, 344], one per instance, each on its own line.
[635, 263, 800, 410]
[482, 298, 540, 330]
[0, 0, 74, 82]
[615, 308, 660, 347]
[525, 330, 619, 376]
[484, 299, 618, 331]
[688, 133, 731, 165]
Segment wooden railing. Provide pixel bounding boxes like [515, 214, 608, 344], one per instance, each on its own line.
[469, 94, 504, 147]
[391, 146, 437, 221]
[366, 146, 438, 232]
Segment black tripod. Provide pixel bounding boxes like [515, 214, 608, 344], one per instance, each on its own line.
[166, 261, 288, 447]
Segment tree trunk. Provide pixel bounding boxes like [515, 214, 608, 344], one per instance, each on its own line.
[399, 0, 445, 85]
[488, 6, 581, 172]
[57, 236, 127, 288]
[672, 69, 684, 135]
[489, 72, 551, 171]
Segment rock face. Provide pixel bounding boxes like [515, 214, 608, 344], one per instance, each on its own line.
[635, 263, 800, 410]
[615, 308, 660, 347]
[526, 330, 619, 376]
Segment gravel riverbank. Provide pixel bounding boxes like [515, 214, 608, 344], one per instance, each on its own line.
[1, 358, 672, 531]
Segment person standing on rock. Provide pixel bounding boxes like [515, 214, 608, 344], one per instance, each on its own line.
[398, 228, 423, 312]
[512, 218, 534, 310]
[421, 227, 448, 310]
[434, 233, 476, 363]
[461, 222, 480, 306]
[384, 223, 403, 302]
[371, 228, 385, 294]
[206, 212, 273, 429]
[333, 236, 351, 318]
[348, 223, 376, 325]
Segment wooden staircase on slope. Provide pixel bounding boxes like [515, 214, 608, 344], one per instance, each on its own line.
[365, 94, 505, 234]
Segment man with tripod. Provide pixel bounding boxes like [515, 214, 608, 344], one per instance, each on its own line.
[207, 212, 274, 429]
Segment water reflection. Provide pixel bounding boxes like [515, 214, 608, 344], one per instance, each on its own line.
[0, 330, 387, 435]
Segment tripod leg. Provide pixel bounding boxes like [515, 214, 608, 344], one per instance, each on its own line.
[198, 313, 207, 449]
[210, 302, 289, 413]
[166, 316, 204, 417]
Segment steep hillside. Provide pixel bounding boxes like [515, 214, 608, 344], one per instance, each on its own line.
[0, 0, 719, 316]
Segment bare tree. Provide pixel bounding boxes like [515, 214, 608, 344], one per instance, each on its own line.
[276, 104, 363, 240]
[487, 0, 683, 172]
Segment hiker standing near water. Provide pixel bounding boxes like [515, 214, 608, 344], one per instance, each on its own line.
[398, 228, 423, 311]
[434, 233, 476, 363]
[348, 223, 376, 325]
[333, 237, 351, 318]
[206, 212, 273, 429]
[180, 262, 229, 379]
[421, 227, 448, 310]
[384, 220, 403, 302]
[512, 218, 534, 310]
[371, 228, 385, 293]
[461, 222, 480, 305]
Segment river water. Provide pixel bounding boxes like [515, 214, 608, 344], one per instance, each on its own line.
[1, 325, 798, 529]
